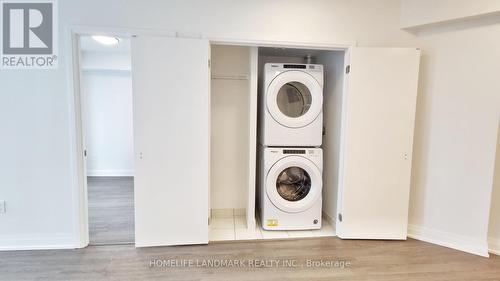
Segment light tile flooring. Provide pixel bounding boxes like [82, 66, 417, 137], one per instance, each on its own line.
[209, 209, 335, 242]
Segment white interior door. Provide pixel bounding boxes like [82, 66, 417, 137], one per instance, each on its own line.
[132, 36, 210, 247]
[336, 47, 420, 240]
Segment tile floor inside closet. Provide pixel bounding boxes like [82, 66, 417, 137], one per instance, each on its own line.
[209, 209, 335, 241]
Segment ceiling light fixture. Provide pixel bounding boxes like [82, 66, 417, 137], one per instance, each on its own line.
[91, 35, 121, 46]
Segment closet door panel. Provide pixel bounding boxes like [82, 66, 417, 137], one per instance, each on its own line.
[132, 36, 210, 247]
[337, 47, 420, 239]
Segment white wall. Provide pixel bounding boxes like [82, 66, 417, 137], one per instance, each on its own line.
[81, 51, 133, 177]
[81, 52, 131, 71]
[210, 45, 250, 210]
[401, 0, 500, 28]
[1, 0, 498, 255]
[489, 127, 500, 255]
[82, 71, 133, 176]
[318, 52, 346, 225]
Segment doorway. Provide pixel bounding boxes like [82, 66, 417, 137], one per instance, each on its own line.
[78, 34, 134, 245]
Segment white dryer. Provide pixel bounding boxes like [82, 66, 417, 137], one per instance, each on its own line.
[259, 63, 323, 147]
[259, 147, 323, 230]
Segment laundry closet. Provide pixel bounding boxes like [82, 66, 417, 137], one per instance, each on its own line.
[209, 44, 346, 240]
[131, 36, 420, 247]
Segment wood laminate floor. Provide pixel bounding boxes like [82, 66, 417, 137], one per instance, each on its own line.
[87, 176, 134, 245]
[0, 238, 498, 281]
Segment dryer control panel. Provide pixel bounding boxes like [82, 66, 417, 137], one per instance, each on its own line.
[279, 149, 320, 157]
[283, 149, 306, 154]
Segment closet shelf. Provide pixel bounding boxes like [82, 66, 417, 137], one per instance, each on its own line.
[211, 74, 249, 81]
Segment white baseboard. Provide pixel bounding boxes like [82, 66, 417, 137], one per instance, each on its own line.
[87, 169, 134, 177]
[489, 237, 500, 256]
[0, 233, 79, 251]
[408, 224, 489, 257]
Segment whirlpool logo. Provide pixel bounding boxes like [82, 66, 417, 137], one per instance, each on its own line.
[1, 0, 58, 69]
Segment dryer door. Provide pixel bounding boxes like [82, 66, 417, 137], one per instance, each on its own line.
[266, 71, 323, 128]
[266, 156, 322, 213]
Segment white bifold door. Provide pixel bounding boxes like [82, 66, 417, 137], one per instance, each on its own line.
[336, 47, 421, 240]
[131, 36, 210, 247]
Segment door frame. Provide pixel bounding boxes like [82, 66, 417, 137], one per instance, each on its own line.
[68, 24, 353, 248]
[68, 26, 142, 248]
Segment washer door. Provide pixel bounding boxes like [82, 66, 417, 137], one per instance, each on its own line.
[266, 71, 323, 128]
[266, 156, 322, 213]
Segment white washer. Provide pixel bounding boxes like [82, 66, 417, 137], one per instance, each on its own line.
[259, 147, 323, 230]
[259, 63, 323, 147]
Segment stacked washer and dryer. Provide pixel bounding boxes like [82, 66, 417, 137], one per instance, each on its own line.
[258, 63, 324, 230]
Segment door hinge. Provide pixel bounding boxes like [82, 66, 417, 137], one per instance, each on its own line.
[338, 213, 343, 222]
[345, 65, 350, 74]
[83, 150, 87, 157]
[322, 126, 326, 136]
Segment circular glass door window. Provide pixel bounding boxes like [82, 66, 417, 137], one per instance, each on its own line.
[276, 166, 311, 201]
[276, 82, 312, 118]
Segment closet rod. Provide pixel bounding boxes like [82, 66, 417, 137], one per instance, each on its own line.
[211, 74, 249, 81]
